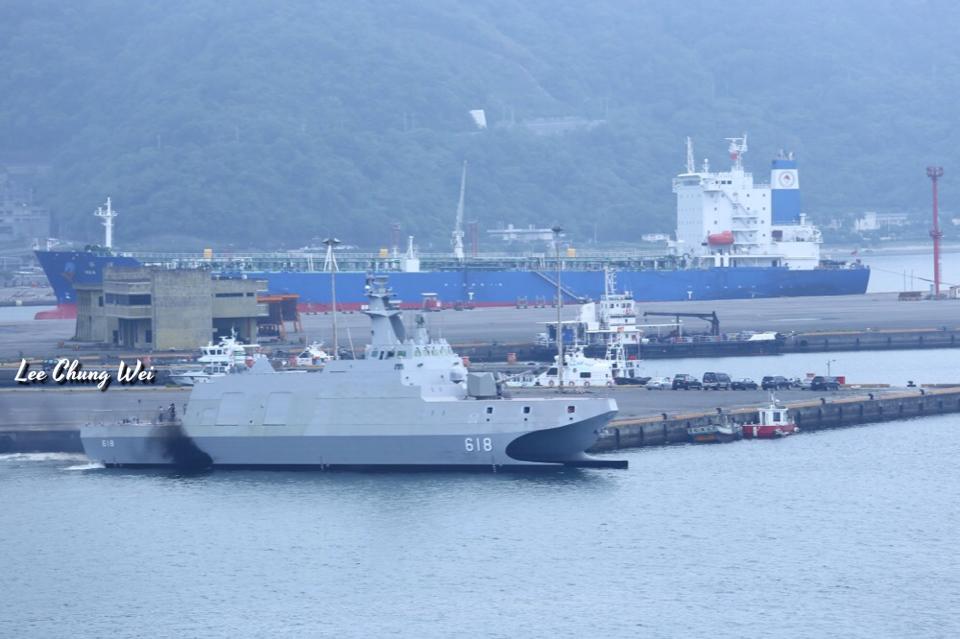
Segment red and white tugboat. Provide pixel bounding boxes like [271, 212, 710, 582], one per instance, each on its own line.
[742, 396, 799, 439]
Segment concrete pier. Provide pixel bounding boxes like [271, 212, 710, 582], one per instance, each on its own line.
[591, 386, 960, 452]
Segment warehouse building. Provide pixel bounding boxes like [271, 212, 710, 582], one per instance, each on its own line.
[74, 266, 268, 350]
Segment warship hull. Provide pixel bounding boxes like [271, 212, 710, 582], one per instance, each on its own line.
[81, 409, 620, 469]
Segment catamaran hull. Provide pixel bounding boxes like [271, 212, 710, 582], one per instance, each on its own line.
[81, 411, 621, 470]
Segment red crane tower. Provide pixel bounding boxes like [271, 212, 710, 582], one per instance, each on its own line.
[927, 166, 944, 298]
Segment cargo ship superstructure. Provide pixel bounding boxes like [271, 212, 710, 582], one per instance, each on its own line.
[34, 137, 869, 318]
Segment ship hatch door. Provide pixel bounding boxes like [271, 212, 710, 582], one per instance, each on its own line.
[264, 392, 293, 425]
[216, 393, 246, 426]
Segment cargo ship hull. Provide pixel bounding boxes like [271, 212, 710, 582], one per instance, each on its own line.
[35, 250, 870, 318]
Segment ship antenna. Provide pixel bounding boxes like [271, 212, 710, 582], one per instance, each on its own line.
[685, 137, 695, 173]
[552, 225, 565, 393]
[452, 161, 467, 262]
[323, 238, 341, 359]
[724, 134, 748, 172]
[93, 196, 117, 249]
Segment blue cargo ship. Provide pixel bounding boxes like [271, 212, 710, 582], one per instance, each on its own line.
[33, 137, 869, 318]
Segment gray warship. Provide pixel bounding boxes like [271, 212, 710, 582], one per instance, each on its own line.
[81, 276, 625, 470]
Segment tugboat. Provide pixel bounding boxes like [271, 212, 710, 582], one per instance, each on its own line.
[688, 414, 742, 443]
[742, 396, 799, 439]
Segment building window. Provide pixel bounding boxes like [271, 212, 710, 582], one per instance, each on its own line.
[98, 296, 103, 307]
[145, 329, 152, 343]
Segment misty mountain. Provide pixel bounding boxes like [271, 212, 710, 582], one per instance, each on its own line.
[2, 0, 958, 248]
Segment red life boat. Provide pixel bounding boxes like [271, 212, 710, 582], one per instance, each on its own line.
[707, 230, 734, 246]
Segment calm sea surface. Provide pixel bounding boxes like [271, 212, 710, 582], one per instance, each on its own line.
[854, 249, 960, 293]
[2, 414, 959, 638]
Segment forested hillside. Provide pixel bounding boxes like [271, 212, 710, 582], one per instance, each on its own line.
[2, 0, 959, 248]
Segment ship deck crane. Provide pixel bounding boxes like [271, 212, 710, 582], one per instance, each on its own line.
[642, 311, 720, 336]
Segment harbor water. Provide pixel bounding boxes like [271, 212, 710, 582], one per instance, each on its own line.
[2, 414, 958, 638]
[857, 249, 960, 293]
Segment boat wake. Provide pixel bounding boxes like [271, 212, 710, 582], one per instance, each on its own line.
[62, 462, 105, 471]
[0, 452, 88, 463]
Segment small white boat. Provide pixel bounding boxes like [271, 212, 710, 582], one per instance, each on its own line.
[169, 331, 263, 386]
[504, 346, 615, 388]
[294, 341, 332, 366]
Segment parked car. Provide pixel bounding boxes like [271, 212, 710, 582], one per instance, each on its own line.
[672, 374, 703, 390]
[702, 371, 732, 390]
[646, 376, 673, 390]
[810, 375, 841, 391]
[731, 378, 759, 390]
[761, 375, 792, 390]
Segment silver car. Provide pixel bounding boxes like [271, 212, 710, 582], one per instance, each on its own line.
[645, 376, 673, 390]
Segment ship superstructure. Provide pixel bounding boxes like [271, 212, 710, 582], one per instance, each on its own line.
[674, 135, 822, 270]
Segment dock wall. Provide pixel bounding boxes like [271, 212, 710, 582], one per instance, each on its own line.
[591, 387, 960, 452]
[456, 329, 960, 362]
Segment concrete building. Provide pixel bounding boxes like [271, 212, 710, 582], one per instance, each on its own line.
[854, 211, 911, 232]
[0, 167, 50, 245]
[75, 266, 267, 350]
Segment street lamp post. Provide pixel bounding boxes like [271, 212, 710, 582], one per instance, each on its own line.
[826, 359, 837, 377]
[552, 225, 564, 393]
[323, 238, 341, 359]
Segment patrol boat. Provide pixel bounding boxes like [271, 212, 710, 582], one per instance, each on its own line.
[81, 276, 624, 470]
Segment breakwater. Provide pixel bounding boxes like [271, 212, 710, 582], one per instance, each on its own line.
[591, 386, 960, 452]
[782, 328, 960, 353]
